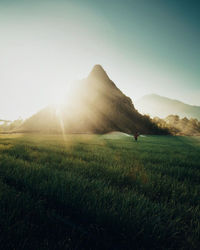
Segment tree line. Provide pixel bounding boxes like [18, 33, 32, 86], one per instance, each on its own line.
[0, 119, 23, 132]
[1, 115, 200, 136]
[153, 115, 200, 135]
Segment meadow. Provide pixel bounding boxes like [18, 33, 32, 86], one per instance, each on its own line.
[0, 133, 199, 250]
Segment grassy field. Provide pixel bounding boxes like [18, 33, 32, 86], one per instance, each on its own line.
[0, 133, 200, 250]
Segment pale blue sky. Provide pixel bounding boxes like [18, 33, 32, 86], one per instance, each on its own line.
[0, 0, 199, 120]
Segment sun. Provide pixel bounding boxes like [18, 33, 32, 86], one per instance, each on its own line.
[51, 87, 67, 107]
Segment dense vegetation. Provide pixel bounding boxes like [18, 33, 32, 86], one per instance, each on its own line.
[0, 119, 23, 132]
[153, 115, 200, 135]
[0, 133, 200, 249]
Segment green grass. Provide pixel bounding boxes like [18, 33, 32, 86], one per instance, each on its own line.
[0, 133, 200, 250]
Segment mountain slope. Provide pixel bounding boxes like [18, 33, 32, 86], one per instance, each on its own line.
[136, 94, 200, 119]
[21, 65, 167, 134]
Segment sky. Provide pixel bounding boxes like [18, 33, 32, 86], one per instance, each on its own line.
[0, 0, 199, 120]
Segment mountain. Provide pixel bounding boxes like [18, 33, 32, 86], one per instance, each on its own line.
[21, 65, 168, 134]
[0, 119, 11, 123]
[136, 94, 200, 120]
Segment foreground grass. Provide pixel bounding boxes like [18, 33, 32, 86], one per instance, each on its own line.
[0, 133, 199, 250]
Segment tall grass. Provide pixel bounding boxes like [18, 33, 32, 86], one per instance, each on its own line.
[0, 134, 199, 249]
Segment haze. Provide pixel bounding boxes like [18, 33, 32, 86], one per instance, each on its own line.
[0, 0, 199, 120]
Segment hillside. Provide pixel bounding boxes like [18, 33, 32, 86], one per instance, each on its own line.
[21, 65, 168, 134]
[136, 94, 200, 119]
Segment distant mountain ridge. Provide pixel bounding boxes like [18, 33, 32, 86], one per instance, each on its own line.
[0, 119, 11, 122]
[136, 94, 200, 120]
[21, 65, 168, 134]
